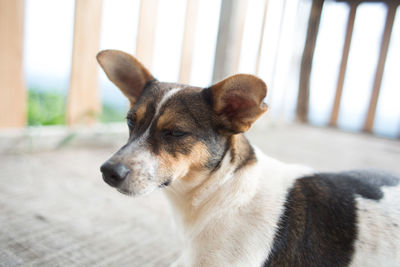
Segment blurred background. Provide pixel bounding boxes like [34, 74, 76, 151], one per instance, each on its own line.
[1, 0, 399, 135]
[0, 0, 399, 266]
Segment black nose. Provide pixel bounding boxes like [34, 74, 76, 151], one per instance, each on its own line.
[100, 162, 130, 187]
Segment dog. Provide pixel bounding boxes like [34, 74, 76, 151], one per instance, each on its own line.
[97, 49, 400, 267]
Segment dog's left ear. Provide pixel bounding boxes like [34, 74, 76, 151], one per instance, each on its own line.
[209, 74, 268, 133]
[96, 49, 154, 105]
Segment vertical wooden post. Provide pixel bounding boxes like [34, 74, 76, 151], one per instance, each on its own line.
[136, 0, 159, 70]
[178, 0, 199, 84]
[296, 0, 324, 123]
[329, 3, 357, 126]
[67, 0, 103, 126]
[255, 0, 270, 75]
[0, 0, 26, 128]
[212, 0, 249, 83]
[363, 3, 397, 132]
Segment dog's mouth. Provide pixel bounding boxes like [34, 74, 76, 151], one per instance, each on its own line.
[112, 178, 172, 197]
[159, 179, 172, 188]
[116, 187, 135, 196]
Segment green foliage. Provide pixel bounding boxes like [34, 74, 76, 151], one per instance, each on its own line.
[99, 103, 126, 123]
[27, 88, 126, 126]
[28, 89, 66, 126]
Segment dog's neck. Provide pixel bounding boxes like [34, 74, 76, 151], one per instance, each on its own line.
[164, 134, 260, 237]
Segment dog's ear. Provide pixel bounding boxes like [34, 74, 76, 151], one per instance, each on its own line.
[97, 50, 154, 105]
[209, 74, 268, 133]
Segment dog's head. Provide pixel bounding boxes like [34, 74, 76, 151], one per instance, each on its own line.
[98, 50, 268, 196]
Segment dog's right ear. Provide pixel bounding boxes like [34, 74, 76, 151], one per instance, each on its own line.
[96, 50, 154, 105]
[208, 74, 268, 134]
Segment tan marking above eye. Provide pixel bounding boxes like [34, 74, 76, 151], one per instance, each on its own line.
[156, 107, 196, 133]
[157, 109, 176, 129]
[134, 101, 150, 123]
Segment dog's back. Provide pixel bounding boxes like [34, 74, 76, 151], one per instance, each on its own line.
[264, 170, 400, 267]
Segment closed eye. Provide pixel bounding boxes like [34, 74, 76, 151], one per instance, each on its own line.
[126, 117, 136, 129]
[162, 129, 190, 138]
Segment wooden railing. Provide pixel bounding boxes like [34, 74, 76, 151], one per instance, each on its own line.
[67, 0, 103, 125]
[297, 0, 400, 133]
[0, 0, 26, 128]
[0, 0, 399, 138]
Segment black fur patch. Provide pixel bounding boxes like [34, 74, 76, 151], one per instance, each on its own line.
[264, 170, 399, 267]
[233, 137, 256, 172]
[160, 179, 171, 188]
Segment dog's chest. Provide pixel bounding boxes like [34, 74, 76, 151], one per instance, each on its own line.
[190, 198, 286, 266]
[182, 156, 312, 266]
[173, 152, 400, 267]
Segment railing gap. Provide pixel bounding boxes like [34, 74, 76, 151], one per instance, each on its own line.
[136, 0, 159, 70]
[178, 0, 200, 84]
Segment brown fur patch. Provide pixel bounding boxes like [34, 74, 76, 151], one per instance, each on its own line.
[134, 99, 151, 123]
[210, 74, 268, 133]
[157, 142, 210, 182]
[156, 108, 177, 130]
[97, 50, 154, 104]
[229, 134, 257, 171]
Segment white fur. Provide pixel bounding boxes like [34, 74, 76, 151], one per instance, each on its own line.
[166, 147, 313, 266]
[166, 146, 400, 266]
[117, 143, 158, 195]
[350, 185, 400, 267]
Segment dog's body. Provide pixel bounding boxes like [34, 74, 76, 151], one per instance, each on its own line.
[167, 154, 400, 267]
[97, 50, 400, 267]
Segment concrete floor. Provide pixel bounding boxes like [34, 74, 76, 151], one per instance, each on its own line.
[0, 122, 399, 266]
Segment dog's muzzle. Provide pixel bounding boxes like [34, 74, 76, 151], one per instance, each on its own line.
[100, 161, 130, 187]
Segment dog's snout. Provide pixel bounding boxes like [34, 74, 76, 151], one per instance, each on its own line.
[100, 162, 130, 187]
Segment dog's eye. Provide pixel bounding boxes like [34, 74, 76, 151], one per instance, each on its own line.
[126, 117, 136, 128]
[162, 130, 189, 138]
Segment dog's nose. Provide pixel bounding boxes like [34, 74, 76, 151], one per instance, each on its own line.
[100, 162, 130, 187]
